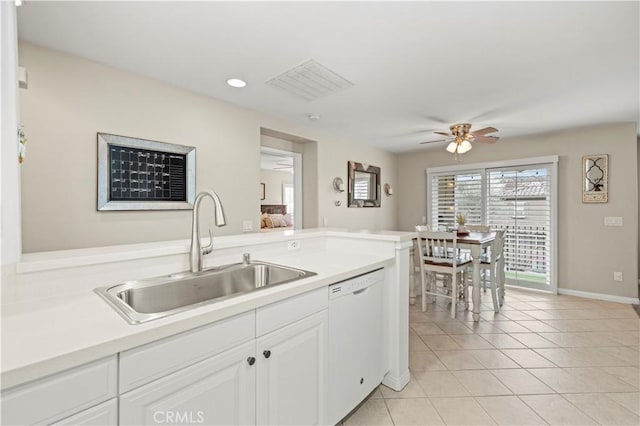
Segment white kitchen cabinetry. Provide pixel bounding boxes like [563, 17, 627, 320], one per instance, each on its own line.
[1, 356, 117, 426]
[256, 310, 328, 426]
[118, 287, 328, 426]
[54, 399, 118, 425]
[120, 340, 256, 426]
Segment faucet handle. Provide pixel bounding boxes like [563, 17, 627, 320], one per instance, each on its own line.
[202, 229, 214, 255]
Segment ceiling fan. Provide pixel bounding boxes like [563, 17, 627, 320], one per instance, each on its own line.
[420, 123, 499, 155]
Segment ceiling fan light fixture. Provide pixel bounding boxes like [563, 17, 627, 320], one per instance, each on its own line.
[446, 142, 457, 153]
[458, 140, 473, 154]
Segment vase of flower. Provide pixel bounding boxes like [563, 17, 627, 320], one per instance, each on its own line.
[456, 212, 467, 233]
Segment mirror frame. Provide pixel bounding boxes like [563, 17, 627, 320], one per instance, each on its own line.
[347, 161, 381, 208]
[582, 154, 608, 203]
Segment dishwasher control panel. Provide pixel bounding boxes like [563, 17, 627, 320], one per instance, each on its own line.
[329, 268, 383, 299]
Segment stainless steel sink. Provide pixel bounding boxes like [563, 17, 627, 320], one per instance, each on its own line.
[95, 261, 316, 324]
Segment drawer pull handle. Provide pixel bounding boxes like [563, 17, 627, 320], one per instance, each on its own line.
[263, 350, 272, 359]
[247, 357, 256, 366]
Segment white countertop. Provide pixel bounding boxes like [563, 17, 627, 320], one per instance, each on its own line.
[1, 229, 415, 389]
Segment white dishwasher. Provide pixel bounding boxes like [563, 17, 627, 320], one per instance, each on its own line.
[328, 268, 386, 425]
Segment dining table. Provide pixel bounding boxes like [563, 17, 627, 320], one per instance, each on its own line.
[410, 231, 497, 322]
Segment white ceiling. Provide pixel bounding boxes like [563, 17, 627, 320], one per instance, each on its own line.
[261, 152, 293, 172]
[16, 1, 639, 153]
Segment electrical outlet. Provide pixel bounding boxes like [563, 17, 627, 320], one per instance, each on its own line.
[287, 240, 300, 250]
[613, 272, 623, 282]
[242, 220, 253, 232]
[604, 217, 623, 227]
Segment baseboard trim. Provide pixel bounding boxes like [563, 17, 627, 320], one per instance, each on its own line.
[382, 369, 410, 391]
[558, 288, 640, 305]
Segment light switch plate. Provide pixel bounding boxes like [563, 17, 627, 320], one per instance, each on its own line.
[604, 216, 623, 227]
[614, 272, 623, 282]
[242, 220, 253, 232]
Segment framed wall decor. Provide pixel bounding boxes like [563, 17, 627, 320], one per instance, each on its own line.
[97, 133, 196, 211]
[347, 161, 381, 207]
[582, 154, 608, 203]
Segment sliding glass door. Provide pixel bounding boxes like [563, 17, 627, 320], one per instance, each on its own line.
[486, 165, 552, 291]
[427, 158, 557, 293]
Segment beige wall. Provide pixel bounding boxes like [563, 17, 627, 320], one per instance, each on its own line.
[397, 123, 638, 299]
[260, 169, 292, 205]
[18, 42, 397, 252]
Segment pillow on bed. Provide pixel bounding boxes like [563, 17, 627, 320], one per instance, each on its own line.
[268, 213, 288, 227]
[264, 216, 275, 228]
[283, 214, 293, 226]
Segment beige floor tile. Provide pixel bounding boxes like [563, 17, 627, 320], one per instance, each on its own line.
[493, 321, 531, 333]
[430, 397, 496, 425]
[450, 334, 494, 349]
[410, 311, 434, 323]
[509, 332, 557, 349]
[469, 350, 520, 369]
[434, 350, 485, 370]
[515, 320, 558, 333]
[535, 347, 631, 367]
[501, 349, 556, 368]
[434, 321, 474, 335]
[476, 395, 546, 425]
[409, 351, 448, 372]
[520, 394, 597, 425]
[343, 398, 393, 425]
[369, 387, 384, 399]
[465, 322, 505, 334]
[381, 376, 426, 399]
[386, 398, 444, 425]
[499, 310, 537, 321]
[599, 346, 640, 366]
[478, 333, 526, 349]
[564, 367, 638, 392]
[602, 366, 640, 387]
[420, 334, 462, 351]
[489, 369, 554, 395]
[537, 331, 619, 347]
[595, 330, 640, 346]
[527, 368, 596, 393]
[452, 370, 512, 396]
[410, 335, 430, 352]
[411, 322, 446, 336]
[499, 302, 538, 311]
[563, 393, 640, 425]
[606, 392, 640, 415]
[414, 371, 470, 397]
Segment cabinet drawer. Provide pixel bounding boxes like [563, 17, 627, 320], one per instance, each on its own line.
[1, 356, 117, 426]
[120, 311, 255, 392]
[54, 398, 117, 425]
[256, 287, 327, 337]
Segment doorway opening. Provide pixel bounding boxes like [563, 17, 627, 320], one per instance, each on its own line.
[260, 147, 302, 231]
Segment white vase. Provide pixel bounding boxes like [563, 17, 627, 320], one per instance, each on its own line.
[458, 225, 467, 233]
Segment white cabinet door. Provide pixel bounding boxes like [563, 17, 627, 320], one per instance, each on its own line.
[256, 310, 328, 426]
[54, 399, 117, 425]
[120, 340, 256, 426]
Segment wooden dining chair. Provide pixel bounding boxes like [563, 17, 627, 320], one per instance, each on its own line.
[476, 229, 505, 313]
[416, 230, 471, 318]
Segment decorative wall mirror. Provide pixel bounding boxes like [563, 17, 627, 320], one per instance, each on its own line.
[582, 154, 608, 203]
[348, 161, 381, 208]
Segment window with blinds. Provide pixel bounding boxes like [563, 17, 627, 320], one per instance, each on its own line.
[428, 160, 555, 292]
[487, 165, 552, 288]
[430, 172, 483, 230]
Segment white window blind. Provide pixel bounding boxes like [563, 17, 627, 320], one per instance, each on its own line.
[430, 172, 483, 230]
[427, 158, 556, 292]
[487, 165, 552, 287]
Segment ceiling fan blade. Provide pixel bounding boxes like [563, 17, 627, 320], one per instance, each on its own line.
[474, 135, 500, 144]
[419, 138, 449, 145]
[434, 131, 452, 136]
[471, 127, 498, 136]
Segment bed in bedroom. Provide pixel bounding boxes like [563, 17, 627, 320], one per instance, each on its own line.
[260, 204, 293, 231]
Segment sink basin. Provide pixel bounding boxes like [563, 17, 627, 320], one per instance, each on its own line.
[95, 261, 316, 324]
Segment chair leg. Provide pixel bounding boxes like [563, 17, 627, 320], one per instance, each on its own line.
[463, 271, 469, 310]
[490, 266, 500, 313]
[498, 258, 506, 305]
[420, 267, 427, 313]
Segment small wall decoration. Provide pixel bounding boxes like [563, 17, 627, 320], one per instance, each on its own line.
[582, 154, 608, 203]
[97, 133, 196, 211]
[260, 183, 266, 200]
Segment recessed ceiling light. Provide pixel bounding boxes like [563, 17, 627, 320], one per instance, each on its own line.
[226, 78, 247, 88]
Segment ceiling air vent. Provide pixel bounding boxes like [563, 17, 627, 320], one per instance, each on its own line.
[265, 59, 354, 101]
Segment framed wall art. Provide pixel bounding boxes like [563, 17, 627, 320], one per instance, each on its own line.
[582, 154, 608, 203]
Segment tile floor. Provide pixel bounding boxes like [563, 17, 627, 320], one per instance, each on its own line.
[343, 287, 639, 425]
